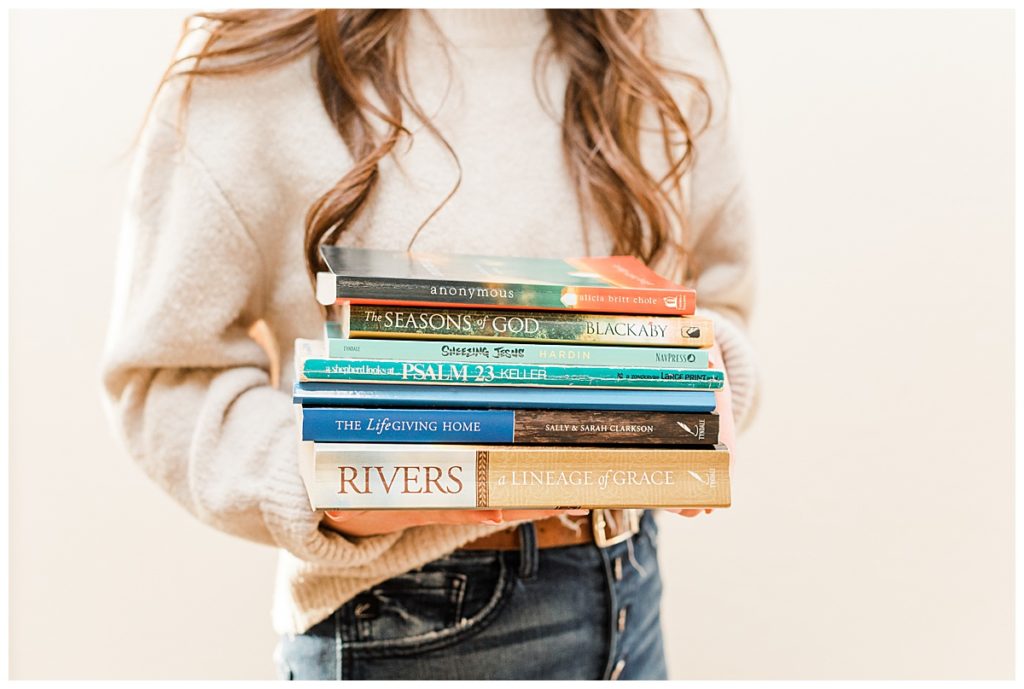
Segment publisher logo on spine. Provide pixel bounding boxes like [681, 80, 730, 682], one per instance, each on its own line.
[675, 419, 706, 440]
[686, 467, 717, 488]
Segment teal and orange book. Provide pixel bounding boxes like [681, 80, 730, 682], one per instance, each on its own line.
[316, 246, 696, 315]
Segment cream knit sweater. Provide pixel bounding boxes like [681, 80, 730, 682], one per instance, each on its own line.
[101, 9, 758, 635]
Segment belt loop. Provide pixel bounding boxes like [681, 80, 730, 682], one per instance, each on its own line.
[517, 522, 539, 580]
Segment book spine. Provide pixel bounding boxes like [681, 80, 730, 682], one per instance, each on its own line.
[300, 407, 720, 445]
[326, 337, 711, 368]
[346, 305, 714, 347]
[513, 410, 721, 445]
[293, 382, 719, 412]
[327, 276, 696, 315]
[303, 443, 731, 509]
[301, 358, 723, 390]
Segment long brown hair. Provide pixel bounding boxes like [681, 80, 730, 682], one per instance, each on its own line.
[158, 9, 717, 287]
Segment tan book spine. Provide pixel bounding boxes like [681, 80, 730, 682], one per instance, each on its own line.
[302, 443, 730, 510]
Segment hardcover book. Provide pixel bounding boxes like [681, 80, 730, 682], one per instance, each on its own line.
[293, 381, 718, 412]
[300, 406, 720, 445]
[325, 328, 712, 368]
[338, 303, 714, 347]
[316, 246, 696, 315]
[300, 442, 731, 509]
[296, 339, 723, 390]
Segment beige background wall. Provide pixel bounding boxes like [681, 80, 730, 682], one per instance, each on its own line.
[8, 9, 1014, 680]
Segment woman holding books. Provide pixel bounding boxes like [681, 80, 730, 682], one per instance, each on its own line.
[102, 9, 758, 681]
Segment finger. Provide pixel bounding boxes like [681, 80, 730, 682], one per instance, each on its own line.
[324, 509, 368, 523]
[498, 509, 588, 523]
[426, 510, 505, 525]
[665, 508, 703, 518]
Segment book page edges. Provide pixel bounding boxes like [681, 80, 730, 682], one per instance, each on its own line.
[316, 272, 336, 305]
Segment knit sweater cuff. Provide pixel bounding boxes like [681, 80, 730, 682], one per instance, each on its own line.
[697, 306, 760, 430]
[258, 425, 406, 565]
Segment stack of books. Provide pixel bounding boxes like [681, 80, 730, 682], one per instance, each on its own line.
[293, 247, 730, 511]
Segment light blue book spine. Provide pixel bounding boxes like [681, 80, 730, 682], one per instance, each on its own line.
[293, 382, 717, 412]
[325, 326, 709, 369]
[302, 357, 724, 390]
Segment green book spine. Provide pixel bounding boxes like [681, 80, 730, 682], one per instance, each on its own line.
[343, 304, 714, 348]
[325, 327, 711, 367]
[301, 358, 724, 390]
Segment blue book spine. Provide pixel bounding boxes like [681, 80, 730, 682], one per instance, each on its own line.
[302, 358, 723, 390]
[325, 329, 710, 369]
[300, 406, 722, 444]
[293, 382, 717, 412]
[302, 407, 514, 443]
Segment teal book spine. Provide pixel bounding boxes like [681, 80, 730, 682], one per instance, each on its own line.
[325, 327, 711, 368]
[301, 358, 724, 390]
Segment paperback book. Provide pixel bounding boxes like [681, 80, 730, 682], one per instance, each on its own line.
[300, 442, 731, 509]
[293, 381, 718, 412]
[325, 328, 712, 368]
[296, 339, 723, 390]
[299, 406, 721, 445]
[337, 302, 714, 347]
[316, 246, 697, 315]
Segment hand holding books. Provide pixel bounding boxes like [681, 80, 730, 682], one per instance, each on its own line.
[322, 507, 590, 537]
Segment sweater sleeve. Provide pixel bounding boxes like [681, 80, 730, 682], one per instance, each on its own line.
[688, 109, 761, 430]
[659, 10, 761, 430]
[100, 115, 409, 564]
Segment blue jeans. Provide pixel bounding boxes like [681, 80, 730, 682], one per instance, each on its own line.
[275, 511, 666, 680]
